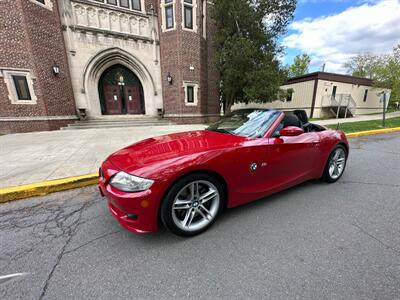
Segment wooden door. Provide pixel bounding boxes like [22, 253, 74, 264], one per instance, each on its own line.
[103, 84, 122, 115]
[124, 85, 142, 114]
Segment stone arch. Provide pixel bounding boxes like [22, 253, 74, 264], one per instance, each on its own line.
[81, 47, 158, 117]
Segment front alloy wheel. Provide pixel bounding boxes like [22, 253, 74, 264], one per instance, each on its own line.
[323, 145, 347, 183]
[161, 173, 224, 237]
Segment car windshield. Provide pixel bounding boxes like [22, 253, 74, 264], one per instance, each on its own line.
[207, 109, 281, 138]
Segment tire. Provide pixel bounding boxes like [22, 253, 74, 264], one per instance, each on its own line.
[322, 145, 347, 183]
[160, 173, 225, 237]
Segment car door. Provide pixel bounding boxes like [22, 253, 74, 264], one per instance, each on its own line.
[266, 129, 320, 191]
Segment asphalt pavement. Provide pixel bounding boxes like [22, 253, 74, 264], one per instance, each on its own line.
[0, 133, 399, 299]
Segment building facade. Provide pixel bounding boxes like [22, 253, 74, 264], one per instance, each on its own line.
[0, 0, 77, 133]
[233, 72, 391, 119]
[0, 0, 219, 133]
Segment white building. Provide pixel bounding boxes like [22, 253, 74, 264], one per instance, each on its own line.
[234, 72, 391, 119]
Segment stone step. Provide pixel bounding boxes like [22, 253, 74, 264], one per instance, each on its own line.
[62, 118, 175, 130]
[89, 115, 161, 121]
[70, 120, 171, 125]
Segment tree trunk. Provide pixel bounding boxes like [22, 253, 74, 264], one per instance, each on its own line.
[225, 101, 232, 114]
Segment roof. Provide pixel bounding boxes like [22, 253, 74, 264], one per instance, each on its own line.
[286, 72, 374, 86]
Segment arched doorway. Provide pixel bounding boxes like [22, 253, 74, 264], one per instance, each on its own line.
[98, 64, 145, 115]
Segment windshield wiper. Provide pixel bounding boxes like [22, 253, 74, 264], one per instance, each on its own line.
[208, 128, 234, 135]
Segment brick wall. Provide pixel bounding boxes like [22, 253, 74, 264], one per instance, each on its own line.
[158, 0, 220, 122]
[205, 6, 220, 117]
[0, 119, 73, 134]
[0, 0, 76, 133]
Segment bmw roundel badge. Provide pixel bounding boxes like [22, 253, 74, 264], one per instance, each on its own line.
[250, 162, 258, 172]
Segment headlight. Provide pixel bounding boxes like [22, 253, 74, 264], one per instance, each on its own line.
[109, 171, 154, 192]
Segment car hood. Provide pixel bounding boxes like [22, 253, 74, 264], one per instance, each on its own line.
[107, 130, 248, 178]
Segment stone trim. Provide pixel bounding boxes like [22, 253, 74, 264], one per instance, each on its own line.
[72, 0, 147, 16]
[181, 0, 198, 33]
[0, 116, 78, 122]
[70, 25, 156, 43]
[164, 113, 220, 117]
[0, 69, 37, 105]
[183, 81, 199, 106]
[161, 0, 177, 32]
[202, 0, 207, 39]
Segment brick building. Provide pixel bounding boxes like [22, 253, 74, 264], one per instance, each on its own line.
[0, 0, 77, 133]
[0, 0, 220, 133]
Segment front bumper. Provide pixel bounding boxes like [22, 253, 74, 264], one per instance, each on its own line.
[98, 160, 163, 233]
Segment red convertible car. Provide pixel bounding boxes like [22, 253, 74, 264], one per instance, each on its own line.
[99, 109, 348, 236]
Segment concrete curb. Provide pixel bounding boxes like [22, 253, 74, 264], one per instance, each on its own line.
[1, 127, 399, 204]
[0, 173, 98, 204]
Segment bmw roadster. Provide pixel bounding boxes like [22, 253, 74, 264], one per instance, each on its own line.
[98, 109, 348, 236]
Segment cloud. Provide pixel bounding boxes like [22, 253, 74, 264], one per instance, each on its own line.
[283, 0, 400, 73]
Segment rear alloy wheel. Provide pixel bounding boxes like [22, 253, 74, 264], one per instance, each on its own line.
[161, 174, 224, 237]
[323, 145, 347, 183]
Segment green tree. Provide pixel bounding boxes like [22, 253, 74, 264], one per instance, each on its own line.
[288, 53, 311, 78]
[343, 53, 382, 78]
[343, 45, 400, 105]
[373, 45, 400, 105]
[211, 0, 296, 113]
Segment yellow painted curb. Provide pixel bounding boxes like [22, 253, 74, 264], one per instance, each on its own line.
[346, 127, 400, 138]
[0, 173, 98, 204]
[1, 126, 400, 204]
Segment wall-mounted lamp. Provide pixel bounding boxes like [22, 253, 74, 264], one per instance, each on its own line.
[166, 72, 173, 85]
[52, 63, 60, 76]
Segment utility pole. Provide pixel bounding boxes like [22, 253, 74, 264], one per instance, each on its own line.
[383, 92, 386, 127]
[379, 91, 387, 127]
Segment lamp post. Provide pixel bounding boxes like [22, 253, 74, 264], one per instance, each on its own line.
[383, 92, 386, 128]
[378, 91, 387, 127]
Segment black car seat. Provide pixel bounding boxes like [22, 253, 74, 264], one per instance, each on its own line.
[283, 114, 302, 128]
[293, 110, 311, 132]
[293, 110, 308, 124]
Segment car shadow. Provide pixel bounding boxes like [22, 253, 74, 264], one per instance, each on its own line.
[124, 179, 324, 245]
[219, 180, 319, 221]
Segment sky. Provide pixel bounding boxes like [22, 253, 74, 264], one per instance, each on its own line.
[282, 0, 400, 74]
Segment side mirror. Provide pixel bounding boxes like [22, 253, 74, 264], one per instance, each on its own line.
[279, 126, 304, 137]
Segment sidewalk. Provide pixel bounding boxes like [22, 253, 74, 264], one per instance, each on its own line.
[316, 111, 400, 126]
[1, 111, 399, 188]
[0, 124, 205, 188]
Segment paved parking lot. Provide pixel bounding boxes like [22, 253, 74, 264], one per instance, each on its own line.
[0, 133, 399, 299]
